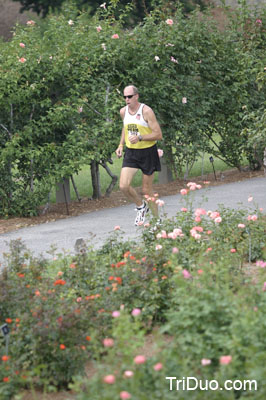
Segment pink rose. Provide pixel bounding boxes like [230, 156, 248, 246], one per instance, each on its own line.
[230, 248, 236, 253]
[120, 391, 131, 399]
[256, 260, 266, 268]
[180, 188, 188, 195]
[172, 247, 179, 254]
[26, 20, 35, 25]
[112, 34, 119, 39]
[198, 269, 203, 275]
[114, 225, 120, 230]
[19, 57, 26, 63]
[201, 358, 211, 366]
[181, 207, 188, 212]
[219, 355, 232, 365]
[209, 211, 220, 219]
[238, 223, 245, 228]
[134, 355, 146, 364]
[103, 338, 114, 347]
[182, 269, 191, 279]
[103, 374, 116, 384]
[124, 370, 134, 378]
[195, 208, 206, 216]
[19, 43, 25, 48]
[112, 311, 120, 318]
[153, 362, 163, 371]
[247, 214, 258, 221]
[96, 25, 102, 32]
[131, 308, 141, 317]
[156, 199, 165, 206]
[171, 56, 178, 63]
[166, 19, 173, 25]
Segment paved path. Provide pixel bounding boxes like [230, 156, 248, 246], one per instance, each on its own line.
[0, 176, 265, 268]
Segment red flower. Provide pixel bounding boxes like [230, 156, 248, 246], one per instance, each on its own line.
[86, 336, 91, 341]
[3, 377, 9, 382]
[5, 318, 12, 324]
[60, 344, 66, 350]
[116, 261, 126, 268]
[54, 279, 66, 286]
[2, 355, 10, 362]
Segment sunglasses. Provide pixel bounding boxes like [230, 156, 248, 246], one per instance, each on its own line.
[123, 94, 136, 99]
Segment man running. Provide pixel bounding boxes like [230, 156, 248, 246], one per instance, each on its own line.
[116, 85, 162, 226]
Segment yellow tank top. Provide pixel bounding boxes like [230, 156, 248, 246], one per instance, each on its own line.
[124, 104, 156, 149]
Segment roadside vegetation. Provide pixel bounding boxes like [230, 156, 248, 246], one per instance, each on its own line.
[0, 187, 265, 399]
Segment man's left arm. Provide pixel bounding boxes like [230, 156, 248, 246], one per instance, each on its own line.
[142, 106, 162, 141]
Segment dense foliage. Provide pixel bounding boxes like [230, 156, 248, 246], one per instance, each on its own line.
[242, 65, 266, 171]
[11, 0, 208, 19]
[0, 0, 265, 217]
[0, 188, 265, 398]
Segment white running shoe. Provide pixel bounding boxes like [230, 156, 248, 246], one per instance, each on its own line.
[135, 201, 149, 226]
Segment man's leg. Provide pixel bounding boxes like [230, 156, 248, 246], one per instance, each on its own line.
[119, 167, 142, 207]
[142, 173, 158, 217]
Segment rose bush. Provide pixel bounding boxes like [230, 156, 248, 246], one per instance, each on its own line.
[0, 186, 265, 398]
[0, 1, 265, 216]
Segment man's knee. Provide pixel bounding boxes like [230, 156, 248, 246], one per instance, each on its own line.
[120, 181, 130, 193]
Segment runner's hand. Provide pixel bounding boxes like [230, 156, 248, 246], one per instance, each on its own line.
[116, 147, 123, 158]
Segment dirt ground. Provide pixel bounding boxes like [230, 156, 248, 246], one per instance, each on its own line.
[0, 168, 264, 235]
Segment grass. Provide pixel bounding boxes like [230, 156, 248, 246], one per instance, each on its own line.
[49, 154, 245, 203]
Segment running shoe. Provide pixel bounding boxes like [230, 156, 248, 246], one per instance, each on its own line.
[135, 201, 149, 226]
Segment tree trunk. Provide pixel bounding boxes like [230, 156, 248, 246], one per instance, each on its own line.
[90, 160, 102, 199]
[100, 160, 118, 197]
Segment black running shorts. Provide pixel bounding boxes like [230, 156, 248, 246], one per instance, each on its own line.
[122, 144, 161, 176]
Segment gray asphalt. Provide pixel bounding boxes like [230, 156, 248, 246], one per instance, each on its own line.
[0, 176, 265, 268]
